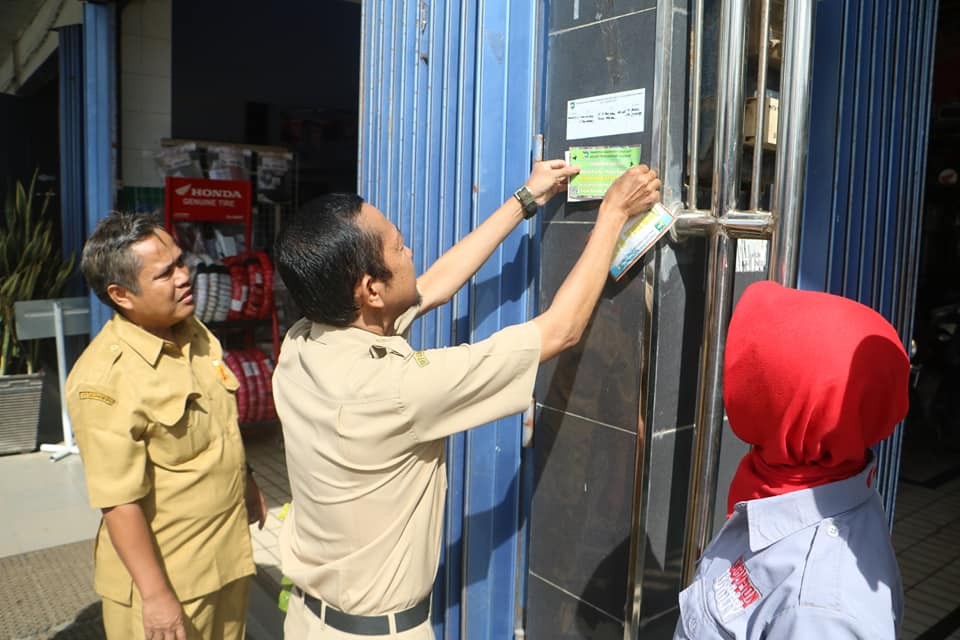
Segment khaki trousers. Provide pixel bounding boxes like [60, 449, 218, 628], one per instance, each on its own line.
[101, 576, 251, 640]
[283, 591, 434, 640]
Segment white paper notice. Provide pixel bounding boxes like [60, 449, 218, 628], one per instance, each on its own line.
[735, 239, 769, 273]
[566, 88, 645, 140]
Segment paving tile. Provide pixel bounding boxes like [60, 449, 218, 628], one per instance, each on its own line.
[929, 530, 960, 553]
[11, 505, 101, 556]
[902, 550, 950, 574]
[894, 532, 923, 553]
[923, 572, 960, 595]
[940, 476, 960, 494]
[904, 596, 952, 621]
[264, 514, 283, 533]
[909, 582, 960, 611]
[896, 485, 941, 512]
[894, 517, 941, 540]
[924, 508, 960, 527]
[935, 558, 960, 576]
[258, 529, 278, 548]
[905, 546, 958, 571]
[253, 546, 279, 567]
[903, 610, 943, 631]
[262, 564, 284, 588]
[902, 570, 929, 590]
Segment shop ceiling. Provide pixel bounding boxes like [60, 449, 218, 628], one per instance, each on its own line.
[0, 0, 46, 66]
[2, 0, 360, 94]
[0, 0, 82, 95]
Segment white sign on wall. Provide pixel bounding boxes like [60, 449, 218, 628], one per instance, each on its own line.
[736, 239, 769, 273]
[566, 88, 645, 140]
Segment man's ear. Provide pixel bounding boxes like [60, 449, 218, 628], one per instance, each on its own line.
[106, 283, 136, 312]
[355, 274, 386, 310]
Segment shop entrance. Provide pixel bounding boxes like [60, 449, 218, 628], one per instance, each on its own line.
[893, 1, 960, 637]
[169, 0, 361, 201]
[902, 0, 960, 489]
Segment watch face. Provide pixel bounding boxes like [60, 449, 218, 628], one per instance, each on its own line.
[516, 187, 537, 218]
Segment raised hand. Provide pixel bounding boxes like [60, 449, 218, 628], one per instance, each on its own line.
[601, 164, 661, 219]
[525, 159, 582, 205]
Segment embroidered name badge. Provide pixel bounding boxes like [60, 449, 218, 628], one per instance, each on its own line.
[413, 351, 430, 367]
[78, 391, 116, 406]
[713, 556, 762, 623]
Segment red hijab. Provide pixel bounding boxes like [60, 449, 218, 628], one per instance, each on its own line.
[724, 281, 910, 514]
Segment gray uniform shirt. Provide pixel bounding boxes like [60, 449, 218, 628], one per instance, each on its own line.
[674, 458, 902, 639]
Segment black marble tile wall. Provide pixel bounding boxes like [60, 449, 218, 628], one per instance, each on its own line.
[541, 8, 657, 226]
[527, 4, 662, 638]
[637, 423, 693, 619]
[536, 222, 648, 431]
[548, 0, 657, 32]
[526, 572, 625, 639]
[647, 241, 709, 436]
[529, 409, 637, 621]
[526, 576, 623, 640]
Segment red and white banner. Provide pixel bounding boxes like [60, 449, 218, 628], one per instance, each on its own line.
[165, 177, 252, 222]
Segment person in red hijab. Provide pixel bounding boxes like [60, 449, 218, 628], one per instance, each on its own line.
[674, 281, 910, 640]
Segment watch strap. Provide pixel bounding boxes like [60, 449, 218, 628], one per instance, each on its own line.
[513, 185, 539, 219]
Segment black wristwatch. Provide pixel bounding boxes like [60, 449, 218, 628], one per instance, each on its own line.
[513, 185, 539, 219]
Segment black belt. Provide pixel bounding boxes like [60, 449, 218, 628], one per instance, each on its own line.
[294, 587, 430, 635]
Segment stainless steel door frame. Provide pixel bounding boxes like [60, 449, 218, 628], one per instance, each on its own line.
[624, 0, 816, 599]
[673, 0, 816, 588]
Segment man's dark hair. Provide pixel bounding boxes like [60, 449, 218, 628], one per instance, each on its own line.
[80, 211, 164, 312]
[275, 194, 392, 326]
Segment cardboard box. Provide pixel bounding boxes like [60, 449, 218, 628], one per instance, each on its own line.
[744, 95, 779, 149]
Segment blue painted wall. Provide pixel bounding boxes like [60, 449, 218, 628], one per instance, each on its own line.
[800, 0, 938, 515]
[83, 2, 117, 333]
[358, 2, 540, 637]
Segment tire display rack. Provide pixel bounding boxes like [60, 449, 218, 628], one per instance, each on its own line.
[157, 139, 297, 431]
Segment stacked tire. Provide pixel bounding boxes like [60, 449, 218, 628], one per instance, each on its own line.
[190, 251, 274, 323]
[223, 348, 277, 425]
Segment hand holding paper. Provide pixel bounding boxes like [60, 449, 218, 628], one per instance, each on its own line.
[525, 158, 582, 205]
[600, 163, 661, 220]
[567, 146, 641, 201]
[598, 165, 675, 280]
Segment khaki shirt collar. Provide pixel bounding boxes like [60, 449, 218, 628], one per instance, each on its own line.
[111, 313, 201, 367]
[305, 304, 421, 358]
[308, 322, 412, 359]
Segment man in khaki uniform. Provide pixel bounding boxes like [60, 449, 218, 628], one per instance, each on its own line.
[273, 160, 660, 639]
[66, 213, 268, 640]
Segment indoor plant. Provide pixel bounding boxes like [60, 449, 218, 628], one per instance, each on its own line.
[0, 170, 75, 454]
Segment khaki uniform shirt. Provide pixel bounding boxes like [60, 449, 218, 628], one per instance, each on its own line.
[66, 314, 255, 604]
[274, 308, 540, 615]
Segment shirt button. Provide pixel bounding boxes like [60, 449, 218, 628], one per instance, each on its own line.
[110, 344, 119, 351]
[827, 524, 839, 537]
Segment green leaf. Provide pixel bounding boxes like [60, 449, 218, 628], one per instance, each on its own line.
[0, 168, 75, 375]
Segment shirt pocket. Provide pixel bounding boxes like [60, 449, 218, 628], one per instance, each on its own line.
[214, 364, 242, 439]
[145, 391, 212, 466]
[676, 579, 729, 639]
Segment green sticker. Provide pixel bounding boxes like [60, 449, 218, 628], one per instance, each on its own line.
[567, 146, 642, 201]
